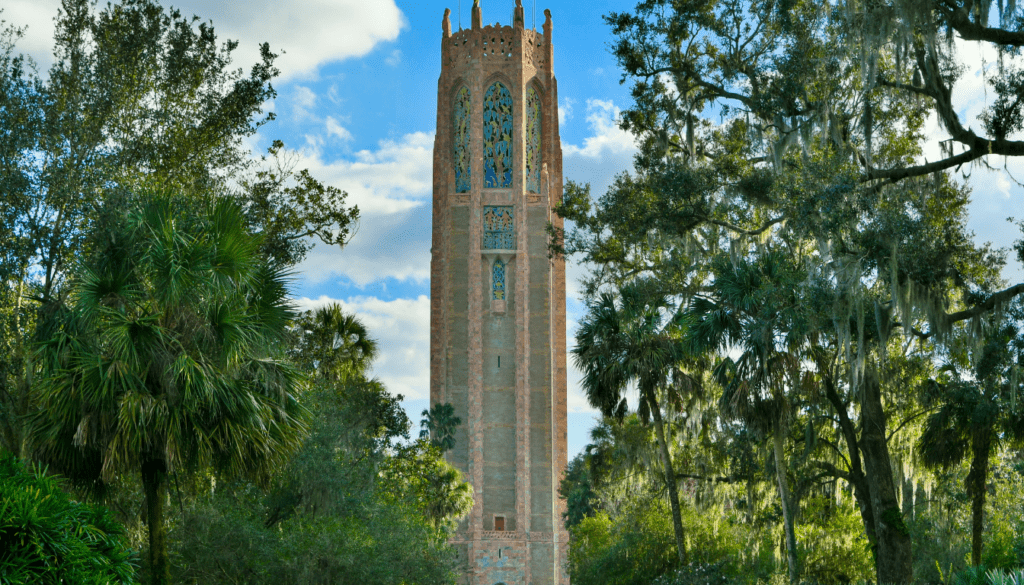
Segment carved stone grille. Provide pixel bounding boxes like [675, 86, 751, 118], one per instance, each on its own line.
[454, 86, 471, 193]
[483, 82, 513, 188]
[525, 87, 542, 193]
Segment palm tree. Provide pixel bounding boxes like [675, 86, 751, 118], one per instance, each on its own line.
[293, 302, 378, 382]
[573, 282, 698, 565]
[684, 250, 807, 583]
[420, 402, 462, 452]
[918, 316, 1024, 567]
[31, 195, 308, 585]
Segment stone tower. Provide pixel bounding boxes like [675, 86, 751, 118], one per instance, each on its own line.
[429, 2, 568, 584]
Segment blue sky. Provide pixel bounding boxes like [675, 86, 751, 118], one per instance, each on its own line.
[8, 0, 1023, 459]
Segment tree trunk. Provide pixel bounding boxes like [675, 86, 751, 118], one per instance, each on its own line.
[967, 429, 992, 567]
[772, 414, 799, 584]
[142, 458, 171, 585]
[823, 374, 879, 553]
[860, 372, 913, 584]
[746, 478, 756, 525]
[649, 393, 689, 566]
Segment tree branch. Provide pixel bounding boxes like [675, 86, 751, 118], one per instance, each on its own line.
[675, 472, 752, 484]
[936, 0, 1024, 47]
[946, 283, 1024, 323]
[707, 216, 786, 236]
[812, 460, 851, 482]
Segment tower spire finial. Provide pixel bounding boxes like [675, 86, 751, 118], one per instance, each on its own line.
[442, 8, 451, 36]
[472, 0, 482, 29]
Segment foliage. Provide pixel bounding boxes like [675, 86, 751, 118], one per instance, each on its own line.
[420, 402, 462, 452]
[796, 497, 875, 584]
[568, 496, 760, 585]
[0, 0, 356, 457]
[30, 194, 307, 584]
[170, 376, 471, 585]
[0, 454, 138, 584]
[291, 302, 378, 383]
[560, 453, 601, 529]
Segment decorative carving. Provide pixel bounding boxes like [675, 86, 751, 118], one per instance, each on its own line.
[454, 87, 471, 193]
[483, 206, 514, 249]
[481, 530, 522, 540]
[483, 82, 513, 188]
[525, 87, 542, 193]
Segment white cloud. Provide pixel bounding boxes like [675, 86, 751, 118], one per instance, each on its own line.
[385, 49, 402, 67]
[291, 131, 434, 216]
[9, 0, 405, 81]
[294, 86, 317, 109]
[1, 0, 57, 70]
[562, 99, 638, 202]
[559, 97, 576, 126]
[564, 99, 637, 160]
[325, 117, 354, 142]
[293, 86, 318, 121]
[294, 295, 431, 401]
[295, 203, 431, 286]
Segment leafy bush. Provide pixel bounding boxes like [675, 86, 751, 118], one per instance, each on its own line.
[0, 454, 138, 584]
[650, 561, 732, 585]
[567, 496, 763, 585]
[796, 497, 874, 584]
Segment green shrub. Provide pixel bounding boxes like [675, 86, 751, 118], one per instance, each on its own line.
[796, 497, 874, 584]
[0, 454, 138, 584]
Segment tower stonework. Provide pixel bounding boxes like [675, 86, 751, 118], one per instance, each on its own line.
[430, 2, 568, 584]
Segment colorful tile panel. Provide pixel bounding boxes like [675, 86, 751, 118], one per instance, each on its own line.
[483, 82, 513, 188]
[483, 206, 515, 249]
[525, 87, 542, 193]
[454, 86, 471, 193]
[492, 259, 506, 300]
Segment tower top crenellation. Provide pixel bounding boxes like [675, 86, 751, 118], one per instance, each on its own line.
[441, 1, 551, 36]
[441, 2, 552, 71]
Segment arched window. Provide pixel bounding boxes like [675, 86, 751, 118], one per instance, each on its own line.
[453, 86, 471, 193]
[525, 87, 542, 193]
[483, 82, 513, 188]
[492, 260, 506, 300]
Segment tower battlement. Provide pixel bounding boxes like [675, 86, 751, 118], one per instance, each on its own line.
[430, 2, 568, 584]
[442, 2, 553, 73]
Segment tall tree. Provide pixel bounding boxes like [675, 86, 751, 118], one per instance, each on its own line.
[574, 283, 699, 566]
[420, 402, 462, 453]
[0, 0, 357, 456]
[30, 195, 307, 585]
[918, 310, 1024, 567]
[291, 302, 378, 383]
[685, 250, 808, 583]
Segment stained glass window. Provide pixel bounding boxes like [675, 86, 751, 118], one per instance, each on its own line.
[525, 87, 542, 193]
[492, 260, 506, 300]
[483, 82, 513, 188]
[454, 87, 471, 193]
[483, 206, 514, 249]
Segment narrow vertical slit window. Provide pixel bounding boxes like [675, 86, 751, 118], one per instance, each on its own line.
[453, 86, 471, 193]
[483, 82, 513, 188]
[492, 260, 506, 300]
[525, 87, 542, 193]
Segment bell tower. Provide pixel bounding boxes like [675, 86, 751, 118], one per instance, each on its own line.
[429, 1, 568, 584]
